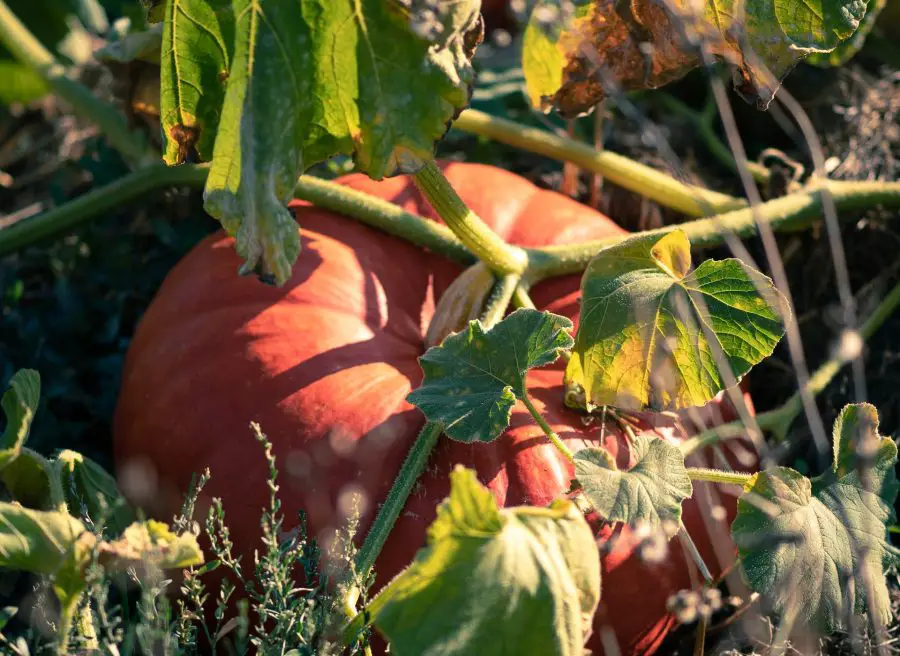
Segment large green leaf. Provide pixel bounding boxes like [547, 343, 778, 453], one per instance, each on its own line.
[731, 403, 899, 634]
[165, 0, 482, 284]
[408, 309, 574, 443]
[369, 465, 600, 656]
[0, 370, 40, 469]
[574, 437, 691, 533]
[565, 230, 785, 412]
[522, 0, 874, 116]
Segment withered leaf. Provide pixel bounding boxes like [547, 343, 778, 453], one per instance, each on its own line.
[523, 0, 872, 115]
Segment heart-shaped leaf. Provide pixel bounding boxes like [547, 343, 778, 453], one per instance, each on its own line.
[408, 309, 574, 443]
[731, 403, 899, 634]
[369, 465, 600, 656]
[565, 230, 785, 412]
[574, 437, 691, 532]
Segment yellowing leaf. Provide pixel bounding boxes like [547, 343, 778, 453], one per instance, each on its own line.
[100, 519, 203, 570]
[56, 450, 134, 534]
[0, 504, 88, 575]
[369, 466, 600, 656]
[565, 230, 786, 412]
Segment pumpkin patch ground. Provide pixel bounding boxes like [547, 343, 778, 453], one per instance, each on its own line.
[1, 3, 900, 655]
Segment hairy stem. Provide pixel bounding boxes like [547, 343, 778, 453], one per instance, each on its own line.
[526, 179, 900, 281]
[522, 394, 575, 463]
[686, 468, 753, 486]
[479, 274, 520, 327]
[681, 276, 900, 456]
[354, 421, 442, 577]
[454, 109, 747, 217]
[0, 0, 150, 166]
[412, 161, 528, 275]
[294, 174, 472, 265]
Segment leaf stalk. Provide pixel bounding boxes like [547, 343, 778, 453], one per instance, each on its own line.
[412, 161, 528, 276]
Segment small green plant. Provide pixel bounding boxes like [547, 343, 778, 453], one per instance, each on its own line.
[0, 371, 370, 655]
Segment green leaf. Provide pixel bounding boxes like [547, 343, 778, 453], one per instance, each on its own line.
[369, 465, 600, 656]
[407, 309, 574, 443]
[731, 403, 899, 634]
[522, 0, 874, 115]
[99, 519, 203, 570]
[192, 0, 481, 285]
[808, 0, 886, 66]
[0, 503, 87, 575]
[56, 450, 134, 534]
[565, 230, 785, 412]
[1, 370, 40, 468]
[159, 0, 232, 164]
[574, 437, 691, 532]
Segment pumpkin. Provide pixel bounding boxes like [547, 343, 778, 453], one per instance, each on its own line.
[113, 162, 757, 654]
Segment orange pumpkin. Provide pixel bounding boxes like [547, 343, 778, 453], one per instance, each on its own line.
[114, 162, 756, 654]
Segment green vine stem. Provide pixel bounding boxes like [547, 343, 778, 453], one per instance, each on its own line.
[526, 179, 900, 282]
[522, 394, 575, 463]
[412, 161, 528, 275]
[0, 163, 207, 256]
[686, 468, 753, 486]
[353, 421, 442, 577]
[681, 276, 900, 456]
[0, 0, 150, 166]
[453, 109, 747, 217]
[0, 164, 474, 265]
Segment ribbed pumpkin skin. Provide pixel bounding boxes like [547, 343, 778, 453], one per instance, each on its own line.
[113, 162, 756, 655]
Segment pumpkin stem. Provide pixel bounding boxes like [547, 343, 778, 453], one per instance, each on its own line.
[352, 420, 443, 585]
[412, 161, 529, 276]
